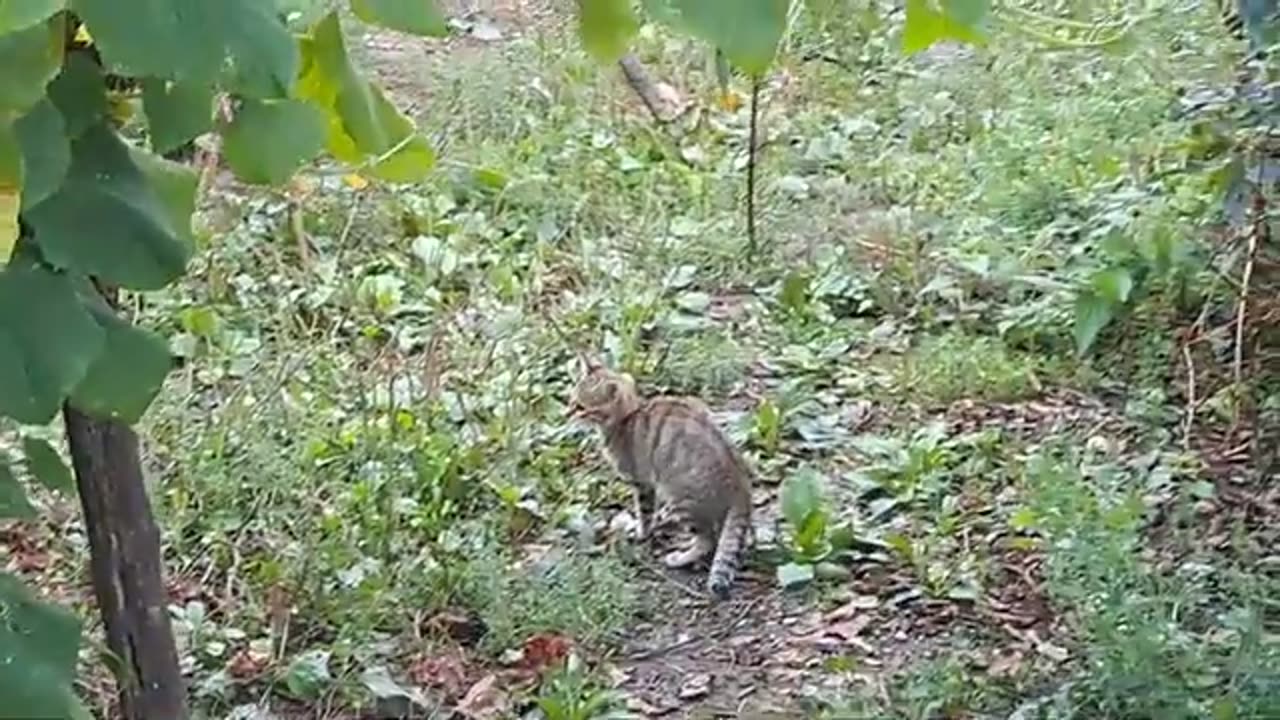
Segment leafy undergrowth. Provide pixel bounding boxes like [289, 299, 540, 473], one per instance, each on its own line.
[5, 1, 1280, 718]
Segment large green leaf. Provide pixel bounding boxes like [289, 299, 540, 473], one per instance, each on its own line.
[1073, 290, 1115, 355]
[578, 0, 639, 62]
[781, 467, 824, 529]
[350, 0, 447, 37]
[298, 13, 435, 182]
[0, 15, 64, 114]
[46, 51, 105, 139]
[21, 436, 74, 494]
[0, 0, 63, 35]
[220, 98, 326, 185]
[643, 0, 787, 75]
[23, 123, 192, 290]
[127, 146, 198, 247]
[69, 303, 174, 424]
[0, 260, 104, 424]
[14, 97, 70, 210]
[0, 460, 35, 519]
[0, 121, 19, 265]
[903, 0, 989, 54]
[71, 0, 296, 97]
[141, 78, 213, 155]
[0, 573, 83, 720]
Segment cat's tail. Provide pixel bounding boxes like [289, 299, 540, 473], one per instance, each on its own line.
[707, 502, 753, 600]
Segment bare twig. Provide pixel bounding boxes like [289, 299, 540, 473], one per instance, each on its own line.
[1233, 188, 1262, 385]
[746, 77, 762, 258]
[1182, 342, 1197, 451]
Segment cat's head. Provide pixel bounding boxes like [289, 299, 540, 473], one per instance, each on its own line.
[567, 353, 640, 426]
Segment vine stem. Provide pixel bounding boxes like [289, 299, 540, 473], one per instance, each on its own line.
[746, 77, 761, 259]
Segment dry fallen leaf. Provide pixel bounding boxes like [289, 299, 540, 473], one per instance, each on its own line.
[678, 673, 712, 700]
[407, 652, 469, 698]
[456, 674, 510, 720]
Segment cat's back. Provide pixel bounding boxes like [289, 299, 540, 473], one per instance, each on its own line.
[633, 395, 750, 491]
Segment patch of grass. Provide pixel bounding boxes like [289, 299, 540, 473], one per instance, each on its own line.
[461, 547, 639, 653]
[886, 331, 1050, 404]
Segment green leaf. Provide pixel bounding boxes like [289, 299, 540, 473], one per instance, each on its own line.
[285, 649, 332, 699]
[793, 509, 830, 560]
[1073, 290, 1115, 355]
[0, 460, 35, 519]
[298, 13, 435, 182]
[776, 562, 815, 589]
[1090, 266, 1134, 304]
[577, 0, 639, 62]
[0, 15, 64, 114]
[0, 572, 83, 719]
[128, 146, 198, 248]
[14, 97, 70, 210]
[350, 0, 447, 37]
[0, 0, 64, 35]
[902, 0, 988, 54]
[221, 98, 327, 185]
[779, 270, 810, 313]
[0, 260, 105, 424]
[69, 306, 174, 424]
[21, 436, 73, 494]
[644, 0, 787, 75]
[780, 466, 824, 529]
[71, 0, 296, 95]
[46, 52, 105, 140]
[142, 79, 214, 155]
[0, 121, 20, 265]
[23, 123, 192, 290]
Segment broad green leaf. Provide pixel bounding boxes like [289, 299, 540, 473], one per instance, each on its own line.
[0, 572, 82, 719]
[14, 97, 70, 210]
[221, 98, 326, 185]
[577, 0, 639, 62]
[23, 123, 192, 290]
[0, 0, 63, 35]
[141, 79, 213, 155]
[0, 461, 35, 519]
[0, 260, 104, 424]
[285, 649, 332, 699]
[69, 305, 174, 424]
[127, 146, 198, 247]
[780, 467, 824, 529]
[644, 0, 787, 75]
[0, 122, 19, 264]
[46, 52, 105, 139]
[1090, 266, 1134, 304]
[21, 436, 73, 494]
[902, 0, 988, 54]
[1073, 290, 1114, 355]
[351, 0, 447, 37]
[776, 561, 815, 589]
[72, 0, 296, 97]
[0, 16, 63, 114]
[298, 13, 435, 182]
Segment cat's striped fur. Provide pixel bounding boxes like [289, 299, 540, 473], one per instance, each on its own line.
[568, 354, 753, 600]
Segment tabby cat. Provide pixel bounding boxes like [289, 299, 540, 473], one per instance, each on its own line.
[568, 353, 754, 599]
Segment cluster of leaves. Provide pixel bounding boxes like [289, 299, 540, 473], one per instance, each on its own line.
[0, 0, 444, 714]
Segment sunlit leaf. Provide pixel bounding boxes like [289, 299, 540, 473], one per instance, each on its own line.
[643, 0, 787, 75]
[0, 121, 19, 265]
[23, 123, 192, 290]
[577, 0, 638, 62]
[0, 0, 63, 35]
[781, 466, 824, 528]
[0, 260, 104, 424]
[350, 0, 447, 37]
[0, 15, 64, 114]
[902, 0, 988, 54]
[1090, 266, 1134, 304]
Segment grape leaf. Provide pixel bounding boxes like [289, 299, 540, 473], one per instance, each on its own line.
[0, 0, 64, 35]
[578, 0, 639, 62]
[69, 303, 175, 424]
[142, 78, 213, 155]
[220, 98, 327, 185]
[0, 572, 83, 719]
[14, 97, 70, 210]
[350, 0, 447, 37]
[21, 436, 74, 494]
[0, 259, 104, 424]
[0, 15, 64, 114]
[23, 123, 192, 290]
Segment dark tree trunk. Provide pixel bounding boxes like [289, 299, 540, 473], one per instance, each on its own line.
[64, 406, 187, 720]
